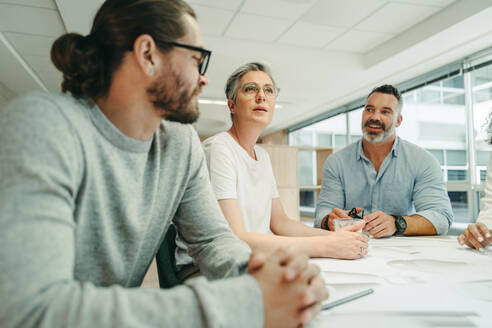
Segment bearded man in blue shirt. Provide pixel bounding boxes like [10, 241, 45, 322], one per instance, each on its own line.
[315, 85, 453, 237]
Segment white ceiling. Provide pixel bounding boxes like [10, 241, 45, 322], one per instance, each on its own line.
[1, 0, 492, 137]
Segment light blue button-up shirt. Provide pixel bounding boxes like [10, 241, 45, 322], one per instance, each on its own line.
[314, 137, 453, 235]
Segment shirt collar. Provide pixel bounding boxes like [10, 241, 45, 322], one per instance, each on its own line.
[356, 136, 400, 160]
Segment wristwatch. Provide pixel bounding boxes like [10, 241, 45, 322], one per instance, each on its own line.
[392, 215, 407, 236]
[322, 215, 330, 231]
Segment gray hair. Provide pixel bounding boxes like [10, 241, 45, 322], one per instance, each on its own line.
[367, 84, 403, 115]
[225, 62, 277, 120]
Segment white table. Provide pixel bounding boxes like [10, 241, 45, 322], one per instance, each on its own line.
[309, 236, 492, 328]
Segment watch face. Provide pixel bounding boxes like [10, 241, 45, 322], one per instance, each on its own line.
[396, 216, 407, 233]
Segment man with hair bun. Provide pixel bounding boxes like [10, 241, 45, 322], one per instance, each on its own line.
[0, 1, 327, 327]
[316, 85, 453, 238]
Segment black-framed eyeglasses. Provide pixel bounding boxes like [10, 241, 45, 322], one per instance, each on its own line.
[159, 41, 212, 76]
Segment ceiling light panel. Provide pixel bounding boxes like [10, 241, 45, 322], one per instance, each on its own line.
[0, 4, 64, 36]
[356, 2, 440, 34]
[325, 30, 394, 53]
[192, 5, 235, 36]
[241, 0, 316, 20]
[301, 0, 385, 28]
[225, 13, 291, 42]
[278, 22, 345, 48]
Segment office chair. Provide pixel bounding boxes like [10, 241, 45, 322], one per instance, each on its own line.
[155, 224, 182, 289]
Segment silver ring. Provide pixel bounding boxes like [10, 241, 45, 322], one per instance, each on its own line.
[360, 247, 364, 254]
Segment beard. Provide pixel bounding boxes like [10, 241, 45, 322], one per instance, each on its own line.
[146, 66, 201, 124]
[362, 119, 396, 143]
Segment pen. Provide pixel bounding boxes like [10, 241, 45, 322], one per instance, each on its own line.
[322, 288, 374, 311]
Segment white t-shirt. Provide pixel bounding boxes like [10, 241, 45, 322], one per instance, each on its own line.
[174, 132, 280, 267]
[203, 132, 280, 234]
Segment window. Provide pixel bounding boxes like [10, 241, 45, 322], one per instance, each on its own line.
[472, 64, 492, 188]
[448, 191, 470, 223]
[289, 130, 312, 147]
[299, 190, 316, 208]
[427, 149, 444, 165]
[298, 150, 315, 186]
[288, 49, 492, 224]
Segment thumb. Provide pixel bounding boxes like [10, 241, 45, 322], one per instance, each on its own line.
[248, 252, 266, 273]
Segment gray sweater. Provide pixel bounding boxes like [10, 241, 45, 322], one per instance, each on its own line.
[0, 92, 263, 328]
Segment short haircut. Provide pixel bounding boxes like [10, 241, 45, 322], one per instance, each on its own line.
[225, 62, 277, 120]
[367, 84, 403, 114]
[51, 0, 195, 100]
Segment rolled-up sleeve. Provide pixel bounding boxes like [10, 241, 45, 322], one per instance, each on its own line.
[413, 153, 453, 235]
[315, 155, 345, 228]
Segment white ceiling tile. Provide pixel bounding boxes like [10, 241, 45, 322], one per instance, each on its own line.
[225, 13, 291, 42]
[192, 5, 235, 36]
[23, 55, 58, 74]
[278, 22, 345, 48]
[39, 73, 62, 92]
[0, 0, 55, 9]
[301, 0, 386, 28]
[0, 4, 64, 36]
[325, 30, 394, 53]
[188, 0, 242, 11]
[356, 2, 441, 34]
[55, 0, 104, 35]
[241, 0, 316, 20]
[4, 32, 55, 57]
[391, 0, 456, 7]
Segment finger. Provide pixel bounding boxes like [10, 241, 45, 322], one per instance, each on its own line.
[358, 244, 368, 256]
[372, 223, 391, 238]
[299, 275, 328, 308]
[373, 229, 391, 238]
[332, 208, 350, 218]
[370, 222, 386, 235]
[274, 248, 309, 281]
[363, 213, 378, 224]
[468, 224, 486, 245]
[463, 229, 483, 250]
[299, 301, 323, 325]
[461, 229, 475, 248]
[463, 239, 475, 249]
[457, 234, 465, 245]
[477, 223, 492, 245]
[486, 229, 492, 246]
[359, 233, 370, 243]
[358, 238, 369, 248]
[247, 252, 266, 273]
[364, 216, 382, 232]
[299, 263, 320, 285]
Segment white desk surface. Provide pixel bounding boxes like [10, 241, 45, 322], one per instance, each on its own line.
[309, 236, 492, 328]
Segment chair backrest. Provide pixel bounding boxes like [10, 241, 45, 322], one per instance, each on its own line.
[155, 224, 182, 288]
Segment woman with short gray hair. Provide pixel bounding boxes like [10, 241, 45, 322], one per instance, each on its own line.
[176, 62, 369, 274]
